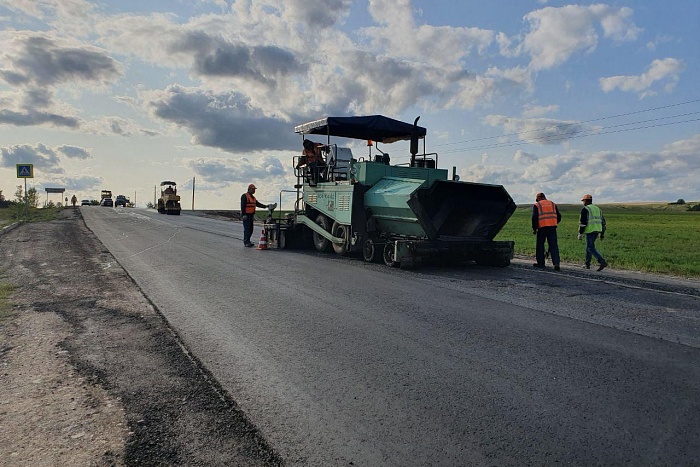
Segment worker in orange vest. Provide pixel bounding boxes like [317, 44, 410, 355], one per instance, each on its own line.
[240, 184, 271, 247]
[532, 192, 562, 270]
[297, 139, 328, 186]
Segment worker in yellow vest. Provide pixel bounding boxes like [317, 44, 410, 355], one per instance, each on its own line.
[532, 192, 561, 270]
[578, 194, 608, 271]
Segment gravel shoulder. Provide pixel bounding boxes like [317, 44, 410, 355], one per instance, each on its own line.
[0, 208, 282, 466]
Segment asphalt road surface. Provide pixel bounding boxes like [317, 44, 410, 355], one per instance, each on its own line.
[82, 206, 700, 466]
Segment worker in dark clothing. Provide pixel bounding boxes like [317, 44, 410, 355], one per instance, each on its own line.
[578, 193, 608, 271]
[532, 192, 562, 270]
[241, 184, 269, 247]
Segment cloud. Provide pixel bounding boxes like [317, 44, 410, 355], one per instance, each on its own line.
[362, 0, 495, 69]
[69, 115, 159, 137]
[0, 33, 122, 87]
[513, 150, 538, 164]
[1, 0, 101, 38]
[599, 58, 685, 98]
[184, 155, 286, 188]
[484, 115, 593, 145]
[0, 143, 63, 173]
[0, 109, 80, 128]
[462, 133, 700, 203]
[645, 35, 674, 52]
[145, 85, 298, 152]
[46, 174, 103, 193]
[459, 163, 517, 186]
[660, 133, 700, 171]
[522, 103, 558, 118]
[517, 4, 641, 71]
[171, 31, 302, 84]
[282, 0, 353, 27]
[0, 31, 121, 130]
[94, 2, 506, 119]
[57, 145, 91, 159]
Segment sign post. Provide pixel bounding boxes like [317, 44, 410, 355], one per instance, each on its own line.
[16, 164, 34, 219]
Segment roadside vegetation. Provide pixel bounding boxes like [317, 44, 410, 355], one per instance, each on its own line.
[0, 204, 62, 227]
[0, 186, 63, 228]
[497, 202, 700, 277]
[0, 279, 15, 322]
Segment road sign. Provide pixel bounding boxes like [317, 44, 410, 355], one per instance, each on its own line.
[16, 164, 34, 178]
[45, 187, 65, 194]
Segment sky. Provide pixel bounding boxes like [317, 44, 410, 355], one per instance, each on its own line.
[0, 0, 698, 209]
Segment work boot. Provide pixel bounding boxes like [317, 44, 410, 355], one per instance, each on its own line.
[533, 263, 545, 269]
[554, 265, 560, 271]
[597, 260, 608, 271]
[582, 263, 590, 269]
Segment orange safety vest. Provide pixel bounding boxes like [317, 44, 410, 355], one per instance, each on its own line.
[303, 147, 319, 164]
[245, 193, 257, 214]
[536, 199, 558, 227]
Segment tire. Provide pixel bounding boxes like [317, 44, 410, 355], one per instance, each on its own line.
[362, 238, 378, 262]
[331, 222, 350, 255]
[313, 214, 330, 252]
[383, 242, 399, 268]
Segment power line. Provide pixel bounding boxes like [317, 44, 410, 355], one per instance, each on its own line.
[442, 111, 700, 153]
[433, 98, 700, 150]
[441, 116, 700, 154]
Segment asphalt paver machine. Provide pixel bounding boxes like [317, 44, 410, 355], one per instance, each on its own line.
[264, 115, 516, 269]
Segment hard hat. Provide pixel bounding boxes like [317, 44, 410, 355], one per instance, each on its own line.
[536, 192, 546, 200]
[248, 184, 256, 190]
[581, 194, 593, 201]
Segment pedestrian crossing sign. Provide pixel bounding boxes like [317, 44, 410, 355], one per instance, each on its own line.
[16, 164, 34, 178]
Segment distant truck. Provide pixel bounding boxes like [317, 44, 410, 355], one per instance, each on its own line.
[157, 181, 181, 215]
[115, 195, 128, 207]
[100, 190, 113, 206]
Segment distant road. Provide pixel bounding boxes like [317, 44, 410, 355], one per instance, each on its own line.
[82, 206, 700, 466]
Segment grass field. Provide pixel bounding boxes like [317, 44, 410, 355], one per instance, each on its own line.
[496, 203, 700, 277]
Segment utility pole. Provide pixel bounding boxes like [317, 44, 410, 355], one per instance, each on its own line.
[192, 177, 195, 210]
[24, 178, 28, 219]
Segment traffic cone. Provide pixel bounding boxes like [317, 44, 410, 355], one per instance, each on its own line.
[256, 228, 268, 250]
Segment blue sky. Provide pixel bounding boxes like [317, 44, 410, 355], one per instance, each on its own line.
[0, 0, 698, 208]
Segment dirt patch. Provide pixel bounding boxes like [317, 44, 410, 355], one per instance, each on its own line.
[0, 209, 282, 466]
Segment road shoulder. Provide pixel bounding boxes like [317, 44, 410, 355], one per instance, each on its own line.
[0, 208, 281, 466]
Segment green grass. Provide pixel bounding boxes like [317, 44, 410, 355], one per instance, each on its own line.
[0, 206, 15, 229]
[0, 204, 61, 227]
[496, 203, 700, 277]
[0, 281, 16, 322]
